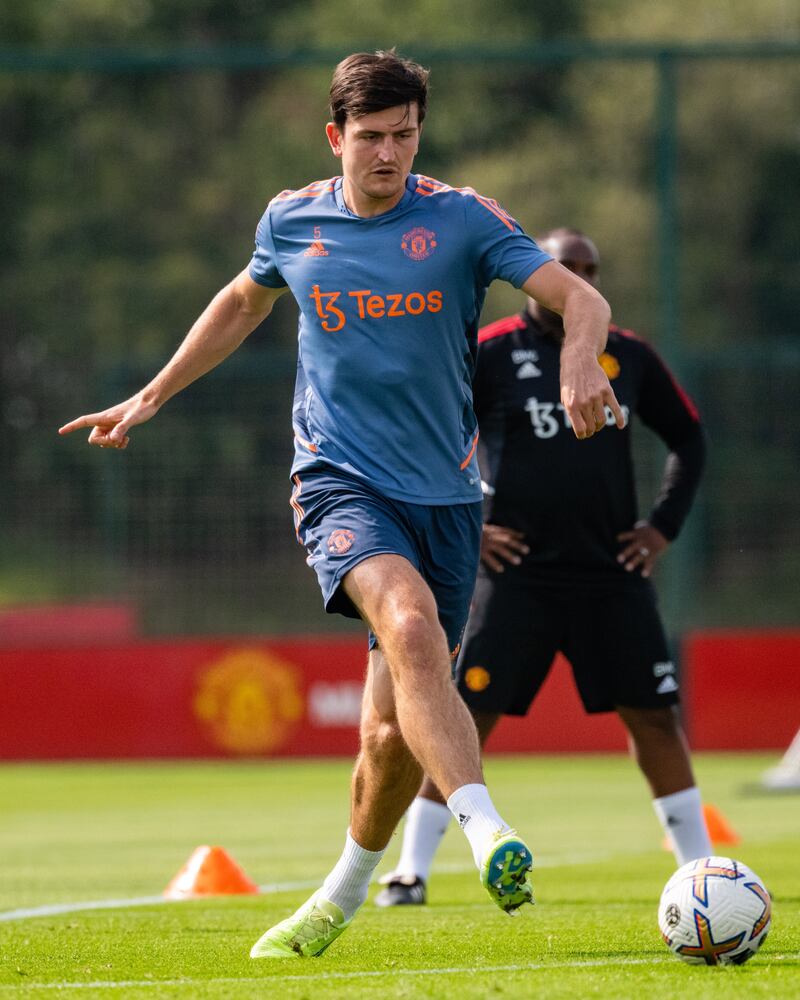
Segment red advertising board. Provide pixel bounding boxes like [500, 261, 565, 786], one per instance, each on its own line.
[0, 639, 625, 759]
[684, 630, 800, 749]
[1, 630, 796, 759]
[1, 639, 363, 759]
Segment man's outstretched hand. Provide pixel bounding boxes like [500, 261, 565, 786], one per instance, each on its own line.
[58, 394, 159, 449]
[560, 346, 625, 439]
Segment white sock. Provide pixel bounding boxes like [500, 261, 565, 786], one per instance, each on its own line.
[446, 783, 508, 868]
[652, 786, 712, 865]
[320, 830, 385, 921]
[394, 796, 452, 882]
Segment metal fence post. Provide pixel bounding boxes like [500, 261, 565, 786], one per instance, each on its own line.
[655, 50, 695, 634]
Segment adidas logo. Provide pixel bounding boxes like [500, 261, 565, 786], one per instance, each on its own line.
[666, 815, 682, 827]
[516, 361, 541, 379]
[458, 812, 471, 829]
[656, 675, 679, 694]
[304, 240, 329, 257]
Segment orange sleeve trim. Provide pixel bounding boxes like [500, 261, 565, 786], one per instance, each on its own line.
[460, 187, 516, 231]
[416, 175, 448, 196]
[460, 431, 479, 470]
[273, 178, 338, 202]
[416, 177, 516, 232]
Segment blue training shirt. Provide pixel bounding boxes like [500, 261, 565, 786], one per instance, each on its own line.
[249, 173, 551, 505]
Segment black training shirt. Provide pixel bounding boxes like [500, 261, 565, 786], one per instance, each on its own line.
[473, 311, 705, 584]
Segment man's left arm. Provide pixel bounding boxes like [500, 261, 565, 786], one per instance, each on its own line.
[617, 345, 706, 578]
[521, 262, 624, 439]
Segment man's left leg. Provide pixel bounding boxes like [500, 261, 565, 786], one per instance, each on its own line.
[568, 582, 713, 868]
[250, 643, 422, 960]
[251, 556, 532, 959]
[616, 704, 712, 865]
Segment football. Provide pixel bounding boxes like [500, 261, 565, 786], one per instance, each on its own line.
[658, 856, 772, 965]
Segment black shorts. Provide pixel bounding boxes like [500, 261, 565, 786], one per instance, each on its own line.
[455, 571, 678, 715]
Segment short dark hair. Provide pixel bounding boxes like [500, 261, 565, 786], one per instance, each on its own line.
[329, 49, 429, 129]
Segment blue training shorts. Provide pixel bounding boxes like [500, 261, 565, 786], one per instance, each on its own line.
[290, 465, 482, 657]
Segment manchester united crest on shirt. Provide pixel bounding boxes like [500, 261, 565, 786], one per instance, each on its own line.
[401, 226, 437, 261]
[464, 666, 491, 691]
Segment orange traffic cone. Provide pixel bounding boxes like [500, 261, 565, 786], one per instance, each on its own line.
[661, 802, 740, 852]
[702, 803, 740, 846]
[164, 845, 259, 899]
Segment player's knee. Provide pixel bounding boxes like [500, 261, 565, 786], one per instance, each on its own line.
[378, 603, 442, 660]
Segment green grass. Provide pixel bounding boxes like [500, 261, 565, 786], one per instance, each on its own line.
[0, 754, 798, 998]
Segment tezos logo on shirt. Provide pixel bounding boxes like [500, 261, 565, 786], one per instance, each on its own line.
[309, 284, 443, 332]
[525, 397, 630, 438]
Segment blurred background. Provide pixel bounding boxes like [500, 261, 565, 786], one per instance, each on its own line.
[1, 2, 798, 744]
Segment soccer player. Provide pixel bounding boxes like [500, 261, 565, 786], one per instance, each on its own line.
[58, 56, 624, 957]
[377, 228, 712, 908]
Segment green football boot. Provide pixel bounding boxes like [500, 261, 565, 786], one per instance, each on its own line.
[250, 892, 350, 958]
[480, 829, 534, 915]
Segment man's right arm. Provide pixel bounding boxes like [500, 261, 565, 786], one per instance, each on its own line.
[59, 270, 286, 448]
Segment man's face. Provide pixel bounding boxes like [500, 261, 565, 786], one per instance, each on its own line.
[326, 103, 421, 209]
[543, 234, 600, 288]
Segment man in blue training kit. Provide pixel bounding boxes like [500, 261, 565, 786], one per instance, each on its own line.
[59, 52, 624, 958]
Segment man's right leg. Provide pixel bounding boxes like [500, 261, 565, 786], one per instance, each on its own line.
[345, 555, 532, 911]
[376, 710, 501, 906]
[346, 554, 485, 800]
[377, 567, 558, 907]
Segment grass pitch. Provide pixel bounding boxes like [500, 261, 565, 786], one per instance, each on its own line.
[0, 753, 798, 998]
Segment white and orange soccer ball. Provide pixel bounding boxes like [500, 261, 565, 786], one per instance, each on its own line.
[658, 856, 772, 966]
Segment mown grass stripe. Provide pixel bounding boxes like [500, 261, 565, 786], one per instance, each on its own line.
[0, 956, 673, 990]
[3, 954, 799, 991]
[0, 850, 619, 924]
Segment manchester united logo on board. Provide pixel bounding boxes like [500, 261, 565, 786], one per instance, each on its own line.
[193, 648, 304, 754]
[401, 227, 437, 261]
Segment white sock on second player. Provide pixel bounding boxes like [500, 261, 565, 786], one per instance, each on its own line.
[446, 783, 508, 868]
[320, 830, 385, 921]
[394, 796, 452, 881]
[652, 786, 712, 865]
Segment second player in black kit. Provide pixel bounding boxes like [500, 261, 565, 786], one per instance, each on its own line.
[462, 305, 704, 715]
[376, 228, 713, 908]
